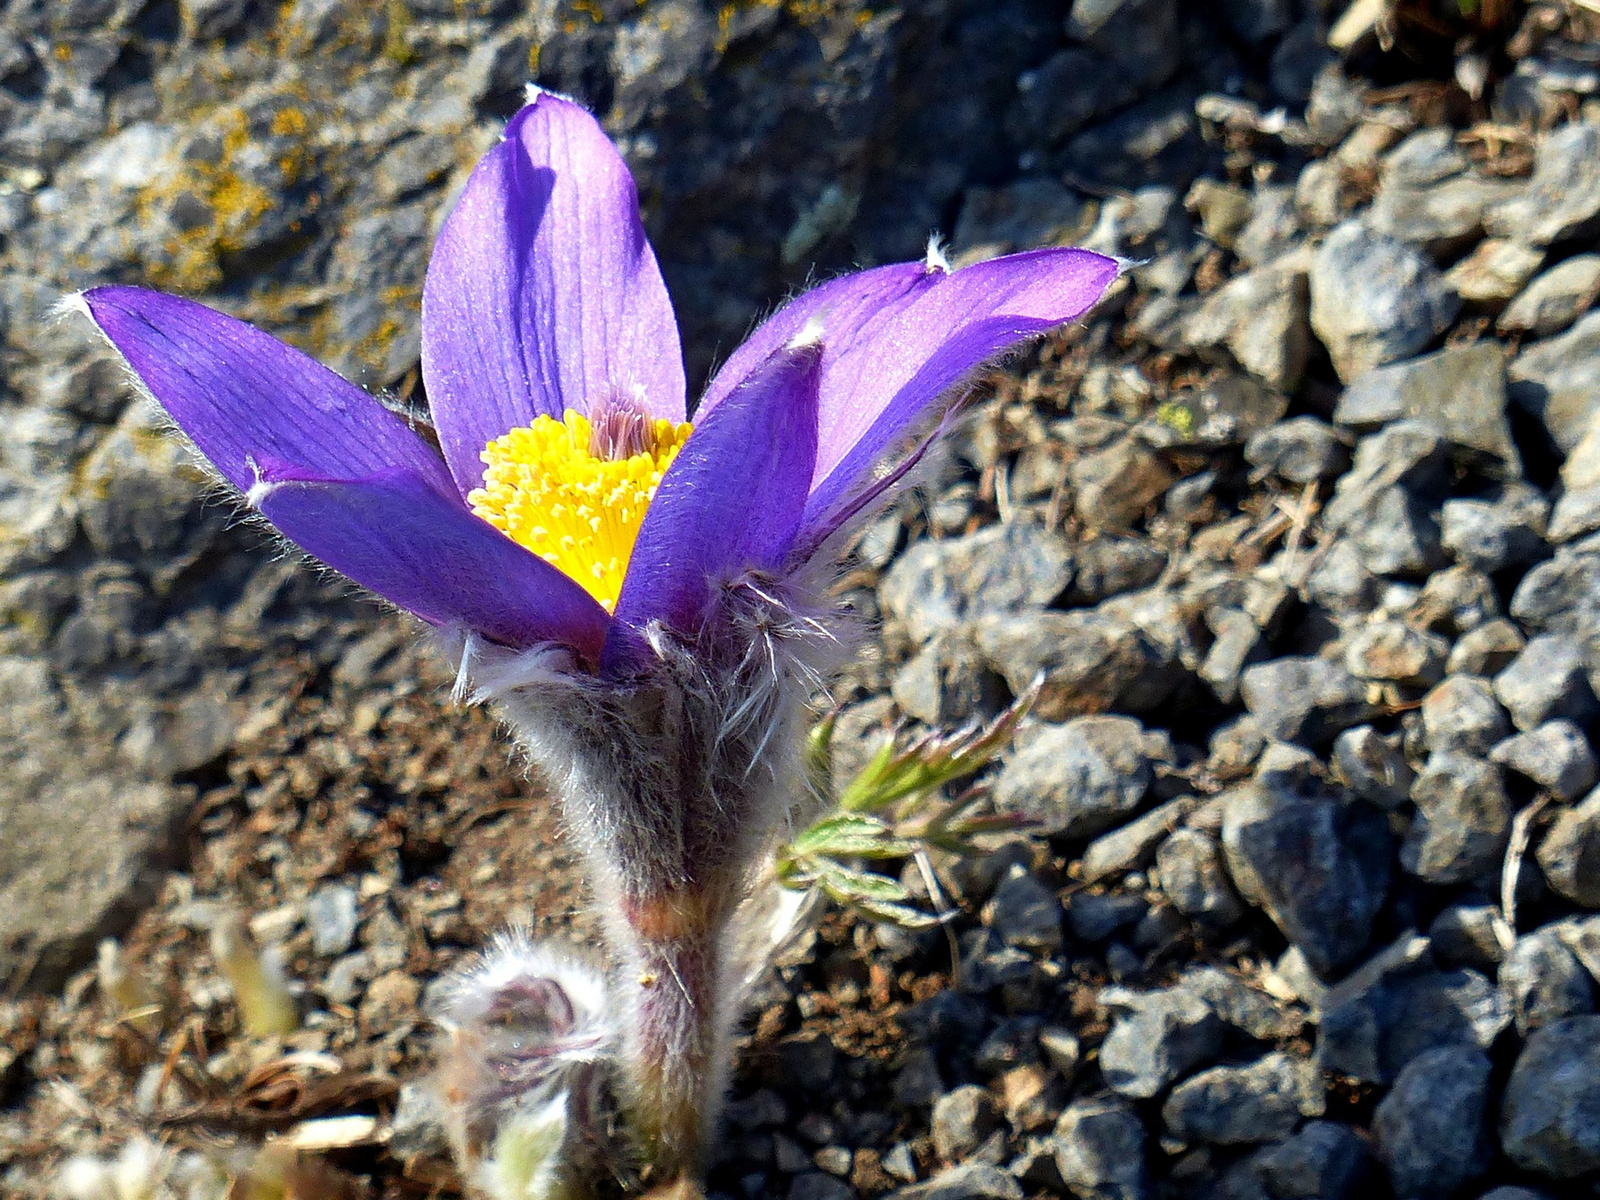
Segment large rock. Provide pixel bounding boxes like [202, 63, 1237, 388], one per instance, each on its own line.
[1400, 754, 1511, 886]
[1372, 1045, 1493, 1200]
[1500, 1015, 1600, 1178]
[1181, 256, 1311, 392]
[992, 716, 1157, 839]
[1334, 344, 1517, 474]
[1500, 254, 1600, 338]
[1485, 120, 1600, 247]
[1053, 1093, 1150, 1200]
[1221, 776, 1392, 978]
[1161, 1052, 1324, 1145]
[1321, 422, 1451, 577]
[973, 610, 1175, 721]
[0, 657, 189, 989]
[1238, 656, 1373, 747]
[1316, 936, 1510, 1084]
[1099, 986, 1225, 1099]
[1537, 787, 1600, 907]
[1309, 220, 1460, 382]
[879, 522, 1074, 645]
[1509, 311, 1600, 454]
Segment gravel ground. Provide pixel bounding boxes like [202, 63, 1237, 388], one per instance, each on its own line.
[4, 1, 1600, 1198]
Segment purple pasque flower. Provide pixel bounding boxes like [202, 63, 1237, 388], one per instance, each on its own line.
[74, 88, 1118, 1182]
[75, 89, 1117, 676]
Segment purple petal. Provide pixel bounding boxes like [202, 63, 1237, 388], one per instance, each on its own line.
[704, 248, 1121, 544]
[604, 342, 823, 670]
[422, 90, 685, 497]
[79, 286, 455, 497]
[699, 262, 937, 415]
[251, 461, 611, 659]
[805, 250, 1120, 526]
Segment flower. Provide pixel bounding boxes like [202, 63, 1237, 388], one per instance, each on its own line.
[72, 87, 1119, 1184]
[73, 89, 1118, 676]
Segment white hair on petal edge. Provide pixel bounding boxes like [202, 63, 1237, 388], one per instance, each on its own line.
[924, 233, 952, 274]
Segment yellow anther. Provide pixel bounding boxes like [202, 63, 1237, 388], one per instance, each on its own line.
[468, 409, 693, 613]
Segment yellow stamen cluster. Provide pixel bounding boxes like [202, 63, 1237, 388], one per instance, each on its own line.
[468, 409, 693, 613]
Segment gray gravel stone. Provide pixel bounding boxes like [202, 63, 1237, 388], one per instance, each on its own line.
[1309, 220, 1460, 382]
[972, 610, 1169, 722]
[1428, 906, 1512, 973]
[1343, 620, 1447, 687]
[886, 1161, 1023, 1200]
[1491, 721, 1597, 800]
[1322, 422, 1451, 576]
[1546, 484, 1600, 544]
[1446, 618, 1526, 678]
[879, 522, 1074, 645]
[1421, 676, 1511, 757]
[1156, 829, 1247, 928]
[1485, 120, 1600, 246]
[1440, 483, 1549, 572]
[1368, 129, 1517, 256]
[1306, 540, 1378, 615]
[1252, 1120, 1371, 1199]
[1080, 795, 1197, 884]
[1179, 966, 1305, 1041]
[1066, 537, 1167, 607]
[891, 630, 999, 727]
[985, 867, 1063, 953]
[1499, 253, 1600, 338]
[1069, 433, 1178, 531]
[1161, 1052, 1324, 1146]
[1411, 564, 1502, 635]
[1221, 776, 1392, 977]
[1401, 754, 1511, 885]
[1372, 1045, 1493, 1200]
[1536, 788, 1600, 907]
[1494, 635, 1600, 733]
[1100, 987, 1225, 1099]
[1331, 726, 1414, 810]
[1508, 311, 1600, 454]
[1243, 416, 1351, 484]
[1317, 939, 1510, 1084]
[1238, 657, 1373, 747]
[1500, 926, 1596, 1036]
[1335, 345, 1517, 476]
[1066, 893, 1148, 944]
[931, 1085, 999, 1164]
[306, 883, 359, 958]
[992, 716, 1154, 839]
[1053, 1093, 1150, 1200]
[1499, 1015, 1600, 1178]
[1199, 607, 1266, 705]
[1446, 237, 1547, 304]
[1182, 257, 1311, 392]
[1236, 184, 1301, 268]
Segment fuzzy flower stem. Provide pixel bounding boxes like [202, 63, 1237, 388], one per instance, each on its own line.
[607, 886, 736, 1181]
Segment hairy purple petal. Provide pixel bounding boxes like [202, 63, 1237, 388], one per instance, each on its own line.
[79, 286, 454, 497]
[804, 249, 1119, 530]
[703, 248, 1120, 545]
[251, 462, 610, 658]
[422, 90, 685, 496]
[604, 343, 823, 670]
[699, 262, 937, 415]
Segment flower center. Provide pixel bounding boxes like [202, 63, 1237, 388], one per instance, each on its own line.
[468, 409, 693, 613]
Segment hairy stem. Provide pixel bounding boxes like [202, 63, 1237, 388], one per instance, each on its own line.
[611, 889, 736, 1184]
